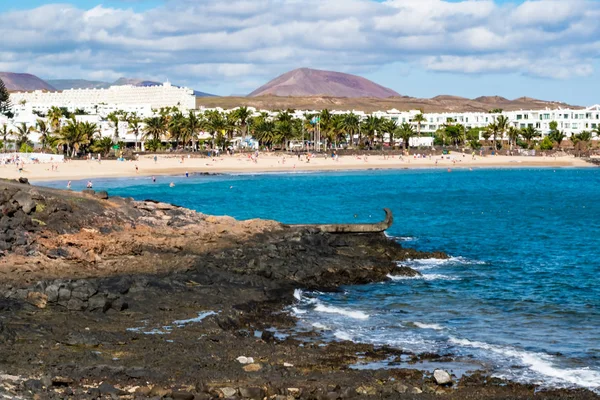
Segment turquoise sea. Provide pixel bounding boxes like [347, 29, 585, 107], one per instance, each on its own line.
[43, 168, 600, 392]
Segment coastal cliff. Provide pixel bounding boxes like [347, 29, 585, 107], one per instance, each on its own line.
[0, 179, 598, 399]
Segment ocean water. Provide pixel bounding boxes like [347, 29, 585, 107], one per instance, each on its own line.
[42, 168, 600, 392]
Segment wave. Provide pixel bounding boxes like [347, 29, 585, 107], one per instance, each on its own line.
[387, 273, 459, 281]
[400, 256, 486, 270]
[334, 330, 353, 341]
[293, 289, 303, 301]
[312, 322, 331, 330]
[314, 304, 370, 320]
[450, 337, 600, 392]
[291, 307, 307, 315]
[413, 322, 445, 331]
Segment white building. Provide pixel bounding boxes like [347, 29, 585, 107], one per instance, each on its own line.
[9, 81, 196, 113]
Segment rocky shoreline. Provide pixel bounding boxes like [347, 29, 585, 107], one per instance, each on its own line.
[0, 179, 598, 399]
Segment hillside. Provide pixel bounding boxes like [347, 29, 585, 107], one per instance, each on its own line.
[47, 79, 111, 90]
[0, 72, 55, 92]
[197, 95, 580, 113]
[249, 68, 400, 98]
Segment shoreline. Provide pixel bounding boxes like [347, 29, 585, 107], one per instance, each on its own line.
[1, 152, 595, 183]
[1, 180, 599, 398]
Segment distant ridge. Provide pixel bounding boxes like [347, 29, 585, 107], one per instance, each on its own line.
[0, 72, 55, 92]
[47, 79, 111, 90]
[249, 68, 400, 98]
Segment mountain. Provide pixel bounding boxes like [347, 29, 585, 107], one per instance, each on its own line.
[112, 77, 162, 87]
[0, 72, 56, 92]
[197, 95, 580, 113]
[47, 79, 111, 90]
[249, 68, 400, 98]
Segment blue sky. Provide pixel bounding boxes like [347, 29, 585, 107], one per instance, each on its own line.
[1, 0, 599, 104]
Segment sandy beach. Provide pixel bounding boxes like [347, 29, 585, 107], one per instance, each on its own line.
[0, 152, 594, 182]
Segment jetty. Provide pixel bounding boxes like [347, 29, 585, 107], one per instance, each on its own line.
[289, 208, 393, 233]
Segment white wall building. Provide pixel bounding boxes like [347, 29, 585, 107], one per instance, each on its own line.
[10, 82, 196, 113]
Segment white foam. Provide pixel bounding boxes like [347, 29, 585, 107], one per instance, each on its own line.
[387, 273, 459, 281]
[173, 311, 217, 326]
[450, 337, 600, 391]
[334, 331, 353, 341]
[291, 307, 307, 315]
[314, 304, 369, 320]
[400, 256, 485, 270]
[413, 322, 444, 331]
[312, 322, 331, 330]
[293, 289, 303, 301]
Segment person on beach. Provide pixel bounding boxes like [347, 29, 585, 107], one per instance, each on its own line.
[86, 181, 93, 188]
[67, 181, 71, 190]
[154, 155, 158, 164]
[135, 165, 139, 174]
[185, 171, 189, 178]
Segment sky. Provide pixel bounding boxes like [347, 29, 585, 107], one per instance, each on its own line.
[1, 0, 599, 105]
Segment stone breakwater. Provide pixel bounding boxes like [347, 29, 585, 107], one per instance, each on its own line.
[1, 179, 598, 399]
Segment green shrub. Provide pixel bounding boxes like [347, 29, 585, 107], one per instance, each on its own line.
[540, 136, 554, 151]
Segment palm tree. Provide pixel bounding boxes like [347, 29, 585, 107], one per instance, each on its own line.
[485, 122, 499, 150]
[15, 123, 33, 151]
[495, 115, 509, 150]
[380, 119, 397, 148]
[47, 106, 63, 134]
[107, 112, 121, 142]
[143, 116, 167, 142]
[91, 137, 114, 157]
[168, 111, 186, 148]
[185, 110, 202, 151]
[520, 126, 540, 148]
[276, 111, 294, 149]
[254, 119, 277, 148]
[204, 110, 226, 150]
[59, 119, 90, 157]
[341, 113, 360, 148]
[35, 119, 52, 151]
[127, 113, 142, 151]
[412, 113, 427, 145]
[233, 106, 253, 147]
[548, 130, 566, 149]
[445, 124, 465, 148]
[507, 126, 520, 150]
[395, 122, 414, 151]
[361, 115, 381, 148]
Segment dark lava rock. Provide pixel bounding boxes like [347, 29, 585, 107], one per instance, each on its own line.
[98, 381, 125, 395]
[23, 379, 43, 392]
[62, 332, 100, 347]
[94, 190, 109, 200]
[0, 321, 16, 343]
[172, 391, 196, 400]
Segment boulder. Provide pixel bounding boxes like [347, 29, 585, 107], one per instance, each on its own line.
[94, 191, 109, 200]
[45, 284, 60, 303]
[239, 386, 264, 399]
[88, 293, 110, 312]
[98, 382, 125, 395]
[66, 298, 86, 311]
[433, 369, 453, 386]
[11, 191, 36, 214]
[220, 387, 237, 398]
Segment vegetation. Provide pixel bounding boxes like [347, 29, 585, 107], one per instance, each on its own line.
[520, 126, 540, 148]
[0, 78, 11, 116]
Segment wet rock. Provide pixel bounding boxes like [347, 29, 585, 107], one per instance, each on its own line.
[0, 321, 16, 343]
[51, 376, 73, 387]
[172, 391, 195, 400]
[88, 293, 110, 312]
[62, 332, 100, 347]
[98, 382, 125, 395]
[23, 379, 43, 392]
[18, 177, 29, 184]
[45, 284, 60, 302]
[261, 330, 275, 343]
[67, 298, 86, 311]
[239, 386, 264, 399]
[433, 369, 453, 386]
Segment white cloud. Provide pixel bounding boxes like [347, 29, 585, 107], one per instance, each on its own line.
[0, 0, 598, 94]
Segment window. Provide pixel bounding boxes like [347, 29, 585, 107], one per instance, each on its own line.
[520, 123, 526, 128]
[572, 123, 578, 129]
[517, 114, 522, 120]
[536, 123, 541, 128]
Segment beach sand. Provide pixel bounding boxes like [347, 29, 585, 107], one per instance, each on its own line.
[0, 152, 593, 182]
